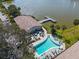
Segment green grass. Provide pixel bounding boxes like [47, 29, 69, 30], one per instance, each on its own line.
[56, 25, 79, 48]
[42, 21, 67, 33]
[42, 21, 79, 48]
[62, 25, 79, 48]
[42, 21, 54, 33]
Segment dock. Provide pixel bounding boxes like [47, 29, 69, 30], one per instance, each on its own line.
[38, 16, 56, 23]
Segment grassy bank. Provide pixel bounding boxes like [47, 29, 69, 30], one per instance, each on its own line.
[42, 21, 54, 33]
[62, 25, 79, 48]
[42, 21, 79, 48]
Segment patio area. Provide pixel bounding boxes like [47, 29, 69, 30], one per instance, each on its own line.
[31, 27, 46, 42]
[34, 34, 65, 59]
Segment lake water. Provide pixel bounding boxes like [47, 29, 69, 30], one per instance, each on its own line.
[13, 0, 79, 25]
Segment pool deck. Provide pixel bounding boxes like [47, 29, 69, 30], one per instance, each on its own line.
[31, 27, 65, 59]
[33, 33, 65, 59]
[35, 42, 65, 59]
[33, 27, 48, 57]
[32, 27, 47, 46]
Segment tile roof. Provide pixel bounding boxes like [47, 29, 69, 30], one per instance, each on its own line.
[14, 16, 41, 32]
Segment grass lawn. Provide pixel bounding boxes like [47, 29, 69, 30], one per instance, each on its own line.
[42, 21, 79, 48]
[42, 21, 64, 33]
[61, 25, 79, 48]
[42, 21, 54, 33]
[56, 25, 79, 48]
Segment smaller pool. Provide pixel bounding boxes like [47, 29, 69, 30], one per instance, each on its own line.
[34, 36, 60, 55]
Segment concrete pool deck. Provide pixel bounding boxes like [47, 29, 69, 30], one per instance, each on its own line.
[34, 34, 65, 59]
[32, 27, 47, 46]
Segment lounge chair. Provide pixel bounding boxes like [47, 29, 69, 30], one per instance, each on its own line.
[50, 52, 54, 58]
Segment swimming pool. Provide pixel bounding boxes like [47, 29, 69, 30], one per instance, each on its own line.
[34, 36, 60, 55]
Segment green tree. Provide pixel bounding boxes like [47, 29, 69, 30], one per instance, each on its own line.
[51, 25, 56, 35]
[8, 5, 21, 18]
[10, 24, 34, 59]
[0, 21, 14, 59]
[61, 25, 67, 30]
[0, 0, 13, 3]
[15, 30, 34, 59]
[0, 20, 34, 59]
[55, 25, 60, 29]
[73, 19, 79, 25]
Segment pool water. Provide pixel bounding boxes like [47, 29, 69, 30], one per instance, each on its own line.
[34, 36, 60, 55]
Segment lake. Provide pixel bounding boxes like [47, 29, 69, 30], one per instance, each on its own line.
[12, 0, 79, 26]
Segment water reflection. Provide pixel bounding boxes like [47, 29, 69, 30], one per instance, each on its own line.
[73, 1, 76, 8]
[70, 0, 79, 8]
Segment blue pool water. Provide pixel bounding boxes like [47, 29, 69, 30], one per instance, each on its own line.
[34, 36, 60, 55]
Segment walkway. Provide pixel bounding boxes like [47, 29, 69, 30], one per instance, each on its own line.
[38, 16, 56, 23]
[55, 41, 79, 59]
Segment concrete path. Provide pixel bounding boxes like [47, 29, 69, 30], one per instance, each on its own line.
[55, 41, 79, 59]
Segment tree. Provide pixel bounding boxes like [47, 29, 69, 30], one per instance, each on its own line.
[65, 40, 71, 44]
[0, 20, 34, 59]
[8, 5, 21, 18]
[0, 21, 14, 59]
[16, 30, 34, 59]
[0, 0, 13, 3]
[73, 19, 79, 25]
[0, 0, 16, 23]
[55, 25, 60, 29]
[61, 25, 67, 30]
[10, 23, 34, 59]
[51, 25, 56, 35]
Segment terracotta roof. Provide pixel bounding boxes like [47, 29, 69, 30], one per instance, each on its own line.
[55, 41, 79, 59]
[14, 16, 41, 31]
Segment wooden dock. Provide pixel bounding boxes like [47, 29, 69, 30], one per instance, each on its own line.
[38, 16, 56, 23]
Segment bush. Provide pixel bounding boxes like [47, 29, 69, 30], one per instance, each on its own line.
[73, 19, 79, 25]
[8, 5, 21, 17]
[55, 25, 60, 29]
[65, 40, 71, 44]
[51, 25, 57, 35]
[9, 16, 15, 23]
[61, 25, 67, 30]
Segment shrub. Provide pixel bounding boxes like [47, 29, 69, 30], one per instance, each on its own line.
[61, 25, 67, 30]
[8, 5, 21, 18]
[73, 19, 79, 25]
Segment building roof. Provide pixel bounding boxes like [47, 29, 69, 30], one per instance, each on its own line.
[14, 16, 41, 32]
[55, 41, 79, 59]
